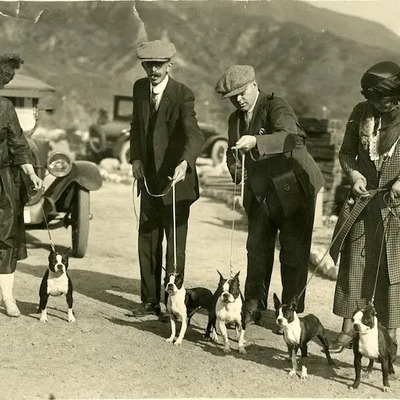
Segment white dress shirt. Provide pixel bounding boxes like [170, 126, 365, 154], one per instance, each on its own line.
[150, 75, 169, 111]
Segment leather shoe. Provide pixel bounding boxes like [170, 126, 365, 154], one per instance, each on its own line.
[131, 302, 160, 317]
[273, 325, 284, 335]
[328, 332, 353, 353]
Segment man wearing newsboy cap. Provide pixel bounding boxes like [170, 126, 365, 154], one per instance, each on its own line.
[216, 65, 324, 330]
[130, 40, 204, 318]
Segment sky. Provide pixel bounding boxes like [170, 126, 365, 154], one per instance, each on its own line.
[305, 0, 400, 36]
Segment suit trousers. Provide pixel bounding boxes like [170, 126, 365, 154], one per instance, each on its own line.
[138, 189, 190, 305]
[244, 189, 315, 313]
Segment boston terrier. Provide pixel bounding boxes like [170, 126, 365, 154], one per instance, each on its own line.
[273, 293, 335, 379]
[205, 271, 246, 354]
[351, 303, 396, 393]
[164, 272, 213, 346]
[38, 247, 75, 323]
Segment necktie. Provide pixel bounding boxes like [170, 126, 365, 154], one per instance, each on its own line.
[244, 111, 251, 132]
[150, 90, 157, 115]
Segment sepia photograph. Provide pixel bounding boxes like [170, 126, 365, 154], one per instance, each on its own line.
[0, 0, 399, 398]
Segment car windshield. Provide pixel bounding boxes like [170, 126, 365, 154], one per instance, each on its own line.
[114, 97, 132, 121]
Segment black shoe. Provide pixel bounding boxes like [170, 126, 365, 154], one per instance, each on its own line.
[328, 332, 353, 353]
[131, 302, 160, 317]
[273, 325, 284, 335]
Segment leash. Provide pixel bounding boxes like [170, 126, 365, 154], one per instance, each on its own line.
[297, 188, 387, 300]
[228, 148, 245, 277]
[40, 203, 56, 253]
[132, 175, 177, 273]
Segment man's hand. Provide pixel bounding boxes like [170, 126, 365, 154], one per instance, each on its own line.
[232, 135, 257, 153]
[29, 173, 43, 191]
[171, 160, 188, 184]
[131, 160, 144, 180]
[390, 180, 400, 200]
[352, 178, 368, 197]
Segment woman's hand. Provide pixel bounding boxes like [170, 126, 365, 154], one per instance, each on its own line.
[29, 173, 43, 191]
[352, 178, 368, 197]
[390, 180, 400, 200]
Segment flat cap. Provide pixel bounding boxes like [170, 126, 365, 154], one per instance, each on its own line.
[136, 40, 176, 61]
[215, 65, 256, 99]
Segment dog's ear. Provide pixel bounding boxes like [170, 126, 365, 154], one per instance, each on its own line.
[234, 271, 240, 279]
[289, 295, 298, 311]
[273, 293, 281, 310]
[217, 270, 224, 282]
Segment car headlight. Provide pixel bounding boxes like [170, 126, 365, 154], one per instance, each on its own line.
[47, 151, 72, 177]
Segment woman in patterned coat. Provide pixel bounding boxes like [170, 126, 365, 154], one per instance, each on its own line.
[0, 54, 42, 317]
[329, 61, 400, 352]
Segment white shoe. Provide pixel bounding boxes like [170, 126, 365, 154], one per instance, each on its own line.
[3, 299, 21, 317]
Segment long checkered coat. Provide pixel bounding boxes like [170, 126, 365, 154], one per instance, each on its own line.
[333, 101, 400, 329]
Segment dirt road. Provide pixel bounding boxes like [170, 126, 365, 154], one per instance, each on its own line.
[1, 182, 398, 399]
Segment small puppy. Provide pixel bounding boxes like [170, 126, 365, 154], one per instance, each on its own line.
[351, 303, 396, 393]
[274, 293, 335, 379]
[38, 247, 75, 323]
[205, 271, 246, 354]
[164, 272, 213, 346]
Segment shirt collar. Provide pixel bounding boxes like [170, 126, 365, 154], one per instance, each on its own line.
[246, 91, 260, 115]
[151, 75, 169, 95]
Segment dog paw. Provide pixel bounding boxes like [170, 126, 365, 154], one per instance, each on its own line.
[383, 386, 392, 393]
[68, 316, 76, 323]
[174, 339, 182, 346]
[39, 317, 48, 323]
[223, 345, 231, 354]
[238, 346, 246, 355]
[288, 370, 297, 377]
[300, 373, 308, 380]
[165, 337, 175, 343]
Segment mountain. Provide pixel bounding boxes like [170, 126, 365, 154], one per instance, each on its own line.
[0, 0, 398, 132]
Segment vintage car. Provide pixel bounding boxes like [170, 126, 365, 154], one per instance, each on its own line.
[86, 95, 228, 166]
[1, 74, 103, 258]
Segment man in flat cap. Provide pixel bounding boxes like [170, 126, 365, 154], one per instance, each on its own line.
[130, 40, 204, 317]
[215, 65, 324, 331]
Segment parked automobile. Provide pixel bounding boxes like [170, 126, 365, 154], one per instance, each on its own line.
[1, 74, 103, 257]
[86, 95, 228, 166]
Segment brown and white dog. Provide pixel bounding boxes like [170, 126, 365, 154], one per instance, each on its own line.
[205, 271, 246, 354]
[351, 303, 397, 393]
[274, 293, 335, 379]
[164, 272, 213, 346]
[38, 247, 75, 323]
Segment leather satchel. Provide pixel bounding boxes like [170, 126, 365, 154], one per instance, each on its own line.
[271, 169, 306, 217]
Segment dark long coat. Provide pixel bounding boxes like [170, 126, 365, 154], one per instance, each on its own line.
[0, 97, 33, 273]
[332, 101, 400, 328]
[129, 76, 204, 205]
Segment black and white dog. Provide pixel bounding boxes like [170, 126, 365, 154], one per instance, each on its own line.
[274, 293, 335, 379]
[38, 247, 75, 323]
[205, 271, 246, 354]
[164, 272, 213, 346]
[351, 303, 396, 392]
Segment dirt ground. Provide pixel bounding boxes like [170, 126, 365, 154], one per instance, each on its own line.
[1, 182, 399, 399]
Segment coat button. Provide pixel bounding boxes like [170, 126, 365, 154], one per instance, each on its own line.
[284, 183, 290, 192]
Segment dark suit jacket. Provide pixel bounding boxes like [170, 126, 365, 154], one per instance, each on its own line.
[226, 91, 324, 210]
[130, 77, 204, 205]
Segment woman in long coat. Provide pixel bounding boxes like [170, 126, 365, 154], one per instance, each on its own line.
[330, 61, 400, 352]
[0, 54, 42, 317]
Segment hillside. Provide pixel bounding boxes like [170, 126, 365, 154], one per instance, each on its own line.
[0, 0, 398, 132]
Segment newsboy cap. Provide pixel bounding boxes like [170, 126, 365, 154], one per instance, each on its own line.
[136, 40, 176, 61]
[215, 65, 256, 99]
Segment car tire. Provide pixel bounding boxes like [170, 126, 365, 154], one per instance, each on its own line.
[87, 124, 107, 155]
[71, 188, 90, 258]
[210, 140, 228, 166]
[118, 140, 130, 165]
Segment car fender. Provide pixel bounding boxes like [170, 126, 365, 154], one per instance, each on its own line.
[44, 161, 103, 204]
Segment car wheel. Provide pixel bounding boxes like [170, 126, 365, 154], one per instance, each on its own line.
[71, 188, 90, 258]
[88, 124, 106, 154]
[210, 140, 228, 166]
[118, 140, 130, 165]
